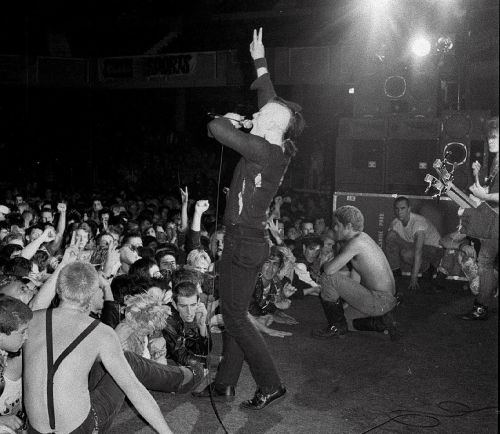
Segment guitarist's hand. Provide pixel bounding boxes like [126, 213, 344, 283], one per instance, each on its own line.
[472, 160, 481, 181]
[469, 183, 489, 201]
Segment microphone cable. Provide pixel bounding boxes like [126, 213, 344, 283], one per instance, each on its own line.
[202, 139, 230, 434]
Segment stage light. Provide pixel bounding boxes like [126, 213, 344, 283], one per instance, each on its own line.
[437, 36, 454, 53]
[410, 37, 432, 57]
[348, 87, 355, 94]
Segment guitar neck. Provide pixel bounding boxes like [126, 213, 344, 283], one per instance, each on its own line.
[446, 183, 479, 208]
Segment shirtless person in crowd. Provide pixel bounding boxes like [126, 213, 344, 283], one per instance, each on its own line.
[312, 205, 397, 339]
[23, 262, 172, 433]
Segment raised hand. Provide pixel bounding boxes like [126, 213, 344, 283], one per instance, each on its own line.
[69, 230, 77, 248]
[180, 186, 189, 205]
[102, 244, 121, 277]
[249, 27, 264, 59]
[61, 245, 79, 265]
[57, 202, 67, 213]
[42, 227, 56, 243]
[195, 200, 210, 214]
[267, 217, 280, 235]
[195, 301, 208, 327]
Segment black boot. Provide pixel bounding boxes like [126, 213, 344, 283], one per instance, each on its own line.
[352, 311, 400, 341]
[352, 316, 387, 332]
[191, 382, 236, 401]
[459, 300, 488, 320]
[312, 297, 348, 339]
[176, 360, 207, 394]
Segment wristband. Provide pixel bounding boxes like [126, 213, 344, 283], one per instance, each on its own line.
[253, 58, 268, 70]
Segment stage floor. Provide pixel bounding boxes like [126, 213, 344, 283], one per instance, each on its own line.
[110, 277, 498, 434]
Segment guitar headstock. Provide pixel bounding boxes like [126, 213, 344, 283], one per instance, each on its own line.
[424, 173, 445, 198]
[432, 159, 453, 183]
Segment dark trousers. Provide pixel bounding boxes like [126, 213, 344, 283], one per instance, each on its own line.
[477, 237, 499, 305]
[215, 227, 281, 393]
[28, 351, 184, 433]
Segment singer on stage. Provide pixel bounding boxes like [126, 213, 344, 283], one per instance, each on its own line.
[193, 28, 305, 410]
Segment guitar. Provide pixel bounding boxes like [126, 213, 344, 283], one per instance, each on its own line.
[424, 159, 498, 239]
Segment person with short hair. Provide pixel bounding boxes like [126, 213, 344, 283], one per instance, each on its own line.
[385, 196, 443, 290]
[162, 281, 209, 367]
[312, 205, 398, 339]
[0, 294, 33, 431]
[40, 209, 54, 225]
[23, 262, 173, 433]
[119, 232, 143, 274]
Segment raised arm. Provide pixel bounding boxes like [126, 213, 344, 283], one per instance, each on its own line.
[30, 237, 78, 311]
[21, 227, 55, 260]
[249, 27, 277, 107]
[186, 200, 209, 252]
[179, 187, 189, 233]
[47, 202, 67, 254]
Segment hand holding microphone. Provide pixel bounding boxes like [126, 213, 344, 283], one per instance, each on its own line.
[208, 112, 253, 129]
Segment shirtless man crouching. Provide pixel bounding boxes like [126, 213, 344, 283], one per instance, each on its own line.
[23, 262, 173, 433]
[311, 205, 398, 339]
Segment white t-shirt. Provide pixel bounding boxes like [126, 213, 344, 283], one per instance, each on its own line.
[0, 376, 22, 416]
[389, 212, 441, 247]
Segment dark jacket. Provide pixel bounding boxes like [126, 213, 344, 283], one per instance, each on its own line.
[162, 305, 210, 366]
[207, 74, 289, 230]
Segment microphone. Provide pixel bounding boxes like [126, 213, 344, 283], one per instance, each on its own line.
[207, 112, 253, 128]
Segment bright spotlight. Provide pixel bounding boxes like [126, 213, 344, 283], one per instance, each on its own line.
[410, 37, 432, 57]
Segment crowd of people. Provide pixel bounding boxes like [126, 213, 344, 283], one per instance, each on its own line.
[0, 26, 497, 433]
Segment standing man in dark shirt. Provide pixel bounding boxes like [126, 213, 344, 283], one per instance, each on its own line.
[460, 116, 499, 320]
[193, 28, 305, 410]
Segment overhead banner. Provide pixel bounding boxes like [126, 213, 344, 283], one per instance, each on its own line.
[100, 57, 134, 79]
[99, 53, 199, 81]
[142, 54, 195, 78]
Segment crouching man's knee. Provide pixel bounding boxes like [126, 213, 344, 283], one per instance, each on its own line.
[319, 273, 341, 302]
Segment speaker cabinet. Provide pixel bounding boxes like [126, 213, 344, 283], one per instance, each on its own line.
[438, 111, 491, 189]
[353, 67, 438, 118]
[387, 115, 440, 140]
[338, 117, 386, 139]
[385, 139, 439, 194]
[335, 138, 385, 193]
